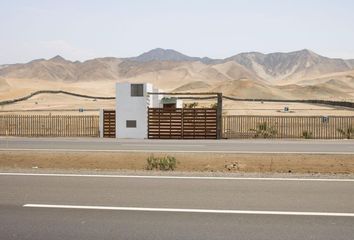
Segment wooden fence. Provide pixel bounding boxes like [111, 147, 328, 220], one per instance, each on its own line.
[102, 110, 116, 138]
[2, 114, 353, 139]
[148, 108, 217, 139]
[0, 115, 99, 137]
[223, 115, 354, 139]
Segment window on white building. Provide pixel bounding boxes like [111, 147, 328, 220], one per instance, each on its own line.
[126, 120, 137, 128]
[131, 84, 144, 97]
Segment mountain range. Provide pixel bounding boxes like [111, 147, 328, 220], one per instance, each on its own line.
[1, 48, 354, 101]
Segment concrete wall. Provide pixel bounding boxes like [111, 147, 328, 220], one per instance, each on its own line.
[176, 99, 183, 108]
[116, 83, 155, 139]
[152, 88, 163, 108]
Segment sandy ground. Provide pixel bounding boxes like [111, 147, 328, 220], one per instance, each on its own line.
[222, 101, 354, 116]
[1, 96, 354, 116]
[1, 77, 354, 116]
[1, 151, 354, 174]
[0, 94, 115, 114]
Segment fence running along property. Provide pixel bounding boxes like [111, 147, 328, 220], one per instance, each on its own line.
[1, 114, 353, 139]
[148, 108, 217, 139]
[0, 115, 99, 137]
[223, 115, 354, 139]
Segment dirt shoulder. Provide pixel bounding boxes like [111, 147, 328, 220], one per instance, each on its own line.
[1, 151, 354, 174]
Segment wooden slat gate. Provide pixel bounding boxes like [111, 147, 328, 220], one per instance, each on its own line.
[148, 108, 217, 139]
[103, 110, 116, 138]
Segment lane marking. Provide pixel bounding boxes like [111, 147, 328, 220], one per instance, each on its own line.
[1, 137, 354, 144]
[120, 144, 205, 147]
[0, 148, 353, 155]
[1, 173, 354, 182]
[23, 204, 354, 217]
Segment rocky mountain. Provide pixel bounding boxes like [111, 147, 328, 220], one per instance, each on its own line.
[0, 56, 123, 82]
[1, 48, 352, 82]
[0, 48, 354, 100]
[127, 48, 220, 64]
[128, 48, 200, 62]
[347, 59, 354, 68]
[225, 49, 353, 83]
[0, 64, 9, 70]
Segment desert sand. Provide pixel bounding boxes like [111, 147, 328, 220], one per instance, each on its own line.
[1, 151, 354, 174]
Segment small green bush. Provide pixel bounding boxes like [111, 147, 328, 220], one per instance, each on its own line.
[250, 122, 277, 138]
[184, 102, 199, 108]
[302, 130, 313, 139]
[210, 103, 218, 109]
[146, 155, 177, 171]
[146, 155, 159, 170]
[337, 127, 354, 139]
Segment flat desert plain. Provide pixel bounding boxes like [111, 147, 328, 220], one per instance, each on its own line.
[1, 86, 354, 116]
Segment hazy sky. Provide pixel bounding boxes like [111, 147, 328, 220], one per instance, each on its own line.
[1, 0, 354, 64]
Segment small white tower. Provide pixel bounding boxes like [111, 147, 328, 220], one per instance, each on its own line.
[116, 83, 158, 139]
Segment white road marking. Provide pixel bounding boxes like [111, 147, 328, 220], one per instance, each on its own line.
[120, 144, 205, 147]
[0, 148, 353, 154]
[23, 204, 354, 217]
[1, 172, 354, 182]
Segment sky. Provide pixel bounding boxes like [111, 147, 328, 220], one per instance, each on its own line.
[0, 0, 354, 64]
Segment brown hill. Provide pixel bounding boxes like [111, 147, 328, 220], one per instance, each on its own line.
[0, 56, 77, 81]
[173, 81, 211, 92]
[276, 84, 353, 100]
[225, 49, 352, 84]
[211, 79, 280, 99]
[0, 56, 124, 82]
[0, 77, 9, 91]
[295, 70, 354, 86]
[319, 79, 354, 92]
[1, 49, 354, 101]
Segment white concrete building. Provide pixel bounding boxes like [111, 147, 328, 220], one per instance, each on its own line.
[99, 82, 184, 139]
[115, 83, 160, 139]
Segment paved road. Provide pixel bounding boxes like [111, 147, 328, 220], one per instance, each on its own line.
[1, 137, 354, 154]
[0, 172, 354, 239]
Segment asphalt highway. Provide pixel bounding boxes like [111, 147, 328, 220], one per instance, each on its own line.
[0, 137, 354, 154]
[0, 172, 354, 240]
